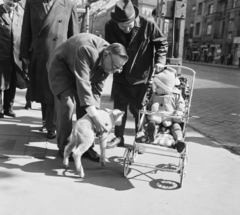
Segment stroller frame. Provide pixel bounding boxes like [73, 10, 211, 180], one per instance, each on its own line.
[122, 65, 196, 188]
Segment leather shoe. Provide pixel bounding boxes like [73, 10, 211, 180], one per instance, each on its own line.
[107, 137, 124, 149]
[47, 131, 56, 139]
[4, 110, 16, 117]
[58, 150, 74, 161]
[0, 113, 4, 118]
[83, 147, 100, 162]
[39, 124, 47, 132]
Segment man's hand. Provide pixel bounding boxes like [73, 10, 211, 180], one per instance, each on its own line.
[22, 58, 30, 65]
[154, 63, 165, 74]
[91, 115, 108, 136]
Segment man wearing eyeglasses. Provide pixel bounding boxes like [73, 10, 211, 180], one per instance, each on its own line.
[47, 33, 128, 161]
[0, 0, 25, 118]
[105, 0, 168, 149]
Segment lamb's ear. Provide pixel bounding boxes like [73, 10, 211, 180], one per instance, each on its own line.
[105, 108, 113, 113]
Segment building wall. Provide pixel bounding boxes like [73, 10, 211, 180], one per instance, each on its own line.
[184, 0, 240, 66]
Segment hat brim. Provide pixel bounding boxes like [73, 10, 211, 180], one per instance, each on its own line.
[111, 5, 139, 23]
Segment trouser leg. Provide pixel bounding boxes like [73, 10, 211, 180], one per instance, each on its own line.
[129, 104, 139, 133]
[3, 73, 16, 111]
[45, 103, 56, 132]
[113, 87, 129, 138]
[41, 103, 46, 124]
[25, 88, 32, 106]
[56, 87, 75, 152]
[171, 123, 183, 141]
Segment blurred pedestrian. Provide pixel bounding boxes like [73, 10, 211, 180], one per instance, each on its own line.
[228, 53, 233, 66]
[221, 55, 225, 65]
[105, 0, 168, 149]
[19, 0, 79, 139]
[0, 0, 25, 118]
[47, 33, 128, 162]
[204, 51, 208, 63]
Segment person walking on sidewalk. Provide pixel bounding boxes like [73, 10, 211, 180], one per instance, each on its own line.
[0, 0, 25, 118]
[104, 0, 168, 149]
[19, 0, 79, 139]
[47, 33, 128, 162]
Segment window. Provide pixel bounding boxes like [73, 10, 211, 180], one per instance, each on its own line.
[208, 4, 213, 14]
[195, 22, 200, 35]
[221, 21, 225, 37]
[206, 23, 212, 35]
[190, 23, 194, 37]
[228, 20, 234, 31]
[227, 32, 232, 42]
[198, 3, 203, 15]
[233, 0, 237, 8]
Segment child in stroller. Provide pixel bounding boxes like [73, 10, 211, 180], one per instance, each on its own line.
[136, 68, 186, 153]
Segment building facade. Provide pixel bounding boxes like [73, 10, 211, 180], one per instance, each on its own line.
[184, 0, 240, 66]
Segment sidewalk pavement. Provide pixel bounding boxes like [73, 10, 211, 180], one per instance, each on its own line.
[0, 75, 240, 215]
[183, 60, 240, 75]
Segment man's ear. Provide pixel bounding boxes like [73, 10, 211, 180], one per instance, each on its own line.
[103, 50, 109, 58]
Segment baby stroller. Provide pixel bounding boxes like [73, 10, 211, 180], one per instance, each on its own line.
[122, 65, 196, 188]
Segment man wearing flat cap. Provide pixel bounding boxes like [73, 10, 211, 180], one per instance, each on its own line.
[105, 0, 168, 149]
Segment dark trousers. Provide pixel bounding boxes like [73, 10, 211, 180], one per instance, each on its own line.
[41, 103, 56, 132]
[55, 86, 88, 152]
[25, 87, 31, 103]
[113, 82, 147, 138]
[0, 72, 16, 112]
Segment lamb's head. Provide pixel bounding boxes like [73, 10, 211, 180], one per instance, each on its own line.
[104, 109, 125, 126]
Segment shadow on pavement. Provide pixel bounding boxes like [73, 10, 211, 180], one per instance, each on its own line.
[73, 156, 134, 191]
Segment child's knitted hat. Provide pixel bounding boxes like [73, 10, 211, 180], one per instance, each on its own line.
[153, 68, 180, 93]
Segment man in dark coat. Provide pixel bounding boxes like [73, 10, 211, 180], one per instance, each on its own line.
[19, 0, 79, 139]
[0, 0, 25, 118]
[47, 33, 128, 161]
[105, 0, 168, 148]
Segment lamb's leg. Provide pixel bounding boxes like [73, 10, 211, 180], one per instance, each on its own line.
[72, 153, 84, 178]
[63, 139, 75, 168]
[99, 134, 108, 166]
[72, 145, 86, 178]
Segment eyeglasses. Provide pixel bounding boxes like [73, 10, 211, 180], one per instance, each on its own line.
[109, 52, 123, 73]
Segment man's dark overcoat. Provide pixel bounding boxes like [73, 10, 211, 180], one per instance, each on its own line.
[0, 3, 25, 90]
[19, 0, 79, 104]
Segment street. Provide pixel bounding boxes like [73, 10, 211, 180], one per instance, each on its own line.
[0, 63, 240, 215]
[183, 62, 240, 155]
